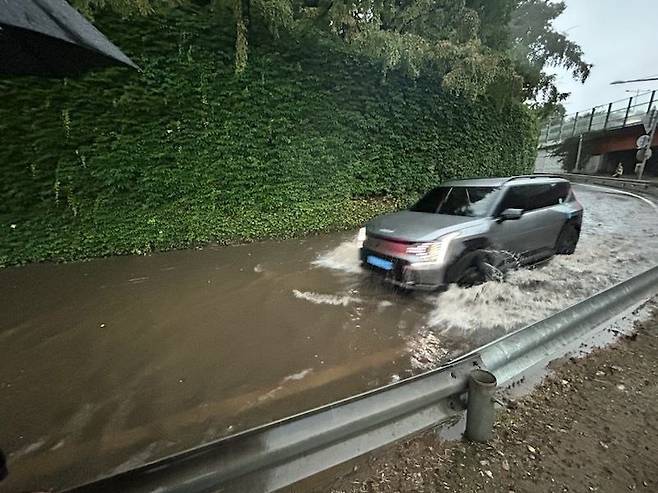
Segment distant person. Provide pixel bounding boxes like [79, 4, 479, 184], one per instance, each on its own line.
[612, 162, 623, 178]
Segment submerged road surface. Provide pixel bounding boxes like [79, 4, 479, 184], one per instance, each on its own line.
[1, 185, 657, 491]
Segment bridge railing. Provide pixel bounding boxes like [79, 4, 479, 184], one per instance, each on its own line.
[539, 90, 657, 147]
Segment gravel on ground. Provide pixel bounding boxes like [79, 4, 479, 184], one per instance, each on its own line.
[318, 302, 658, 493]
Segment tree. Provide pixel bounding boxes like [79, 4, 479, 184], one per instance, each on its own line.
[291, 0, 522, 100]
[465, 0, 514, 50]
[233, 0, 250, 73]
[70, 0, 181, 16]
[70, 0, 589, 105]
[213, 0, 293, 74]
[509, 0, 591, 109]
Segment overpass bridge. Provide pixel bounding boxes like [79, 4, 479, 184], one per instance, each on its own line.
[535, 91, 658, 178]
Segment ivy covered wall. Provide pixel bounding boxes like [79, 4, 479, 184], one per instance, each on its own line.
[0, 6, 538, 266]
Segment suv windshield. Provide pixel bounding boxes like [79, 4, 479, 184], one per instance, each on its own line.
[410, 186, 499, 217]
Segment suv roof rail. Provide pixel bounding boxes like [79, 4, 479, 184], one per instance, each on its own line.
[503, 174, 567, 184]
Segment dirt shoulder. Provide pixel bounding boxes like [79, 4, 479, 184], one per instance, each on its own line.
[318, 304, 658, 493]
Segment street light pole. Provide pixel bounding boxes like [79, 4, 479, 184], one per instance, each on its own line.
[611, 76, 658, 85]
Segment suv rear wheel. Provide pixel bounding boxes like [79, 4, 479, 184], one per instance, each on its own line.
[555, 223, 580, 255]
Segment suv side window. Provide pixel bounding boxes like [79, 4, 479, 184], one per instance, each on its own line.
[499, 182, 571, 214]
[553, 182, 571, 203]
[498, 186, 531, 212]
[530, 182, 571, 210]
[525, 184, 553, 210]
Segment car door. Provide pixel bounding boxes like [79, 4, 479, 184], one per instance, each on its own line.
[525, 182, 572, 250]
[519, 184, 562, 253]
[489, 185, 547, 255]
[543, 182, 571, 245]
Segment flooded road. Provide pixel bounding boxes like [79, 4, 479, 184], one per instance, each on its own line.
[1, 185, 657, 491]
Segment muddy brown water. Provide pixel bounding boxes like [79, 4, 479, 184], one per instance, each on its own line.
[1, 185, 657, 491]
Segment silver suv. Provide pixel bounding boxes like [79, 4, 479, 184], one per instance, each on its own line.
[358, 176, 583, 290]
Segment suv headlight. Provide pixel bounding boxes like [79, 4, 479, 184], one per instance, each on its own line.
[406, 232, 459, 264]
[356, 227, 367, 248]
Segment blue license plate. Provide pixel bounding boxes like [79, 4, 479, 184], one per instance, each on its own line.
[367, 255, 394, 271]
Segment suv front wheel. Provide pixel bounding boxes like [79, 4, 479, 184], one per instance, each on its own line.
[448, 249, 506, 287]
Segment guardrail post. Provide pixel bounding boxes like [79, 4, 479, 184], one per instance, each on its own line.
[648, 90, 656, 114]
[544, 118, 552, 143]
[623, 97, 633, 127]
[571, 112, 579, 137]
[575, 134, 584, 171]
[557, 116, 565, 141]
[588, 107, 596, 131]
[603, 102, 613, 129]
[465, 369, 498, 442]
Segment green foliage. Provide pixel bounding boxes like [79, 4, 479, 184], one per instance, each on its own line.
[70, 0, 182, 16]
[71, 0, 589, 105]
[233, 0, 250, 73]
[466, 0, 514, 50]
[304, 0, 522, 100]
[0, 6, 537, 267]
[510, 0, 591, 108]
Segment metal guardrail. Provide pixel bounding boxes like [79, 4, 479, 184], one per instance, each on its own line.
[539, 90, 657, 147]
[557, 173, 658, 199]
[68, 265, 658, 493]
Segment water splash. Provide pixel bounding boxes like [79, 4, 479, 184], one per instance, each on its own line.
[258, 368, 314, 403]
[292, 289, 362, 307]
[407, 329, 449, 371]
[309, 188, 658, 372]
[282, 368, 313, 383]
[311, 233, 362, 274]
[423, 189, 658, 352]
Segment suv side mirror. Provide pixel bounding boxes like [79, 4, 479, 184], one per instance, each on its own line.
[499, 208, 523, 221]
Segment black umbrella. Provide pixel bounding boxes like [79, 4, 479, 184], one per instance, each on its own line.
[0, 0, 138, 76]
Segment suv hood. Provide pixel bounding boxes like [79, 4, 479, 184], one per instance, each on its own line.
[366, 211, 478, 243]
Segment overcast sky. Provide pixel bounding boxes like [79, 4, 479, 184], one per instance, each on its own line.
[548, 0, 658, 114]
